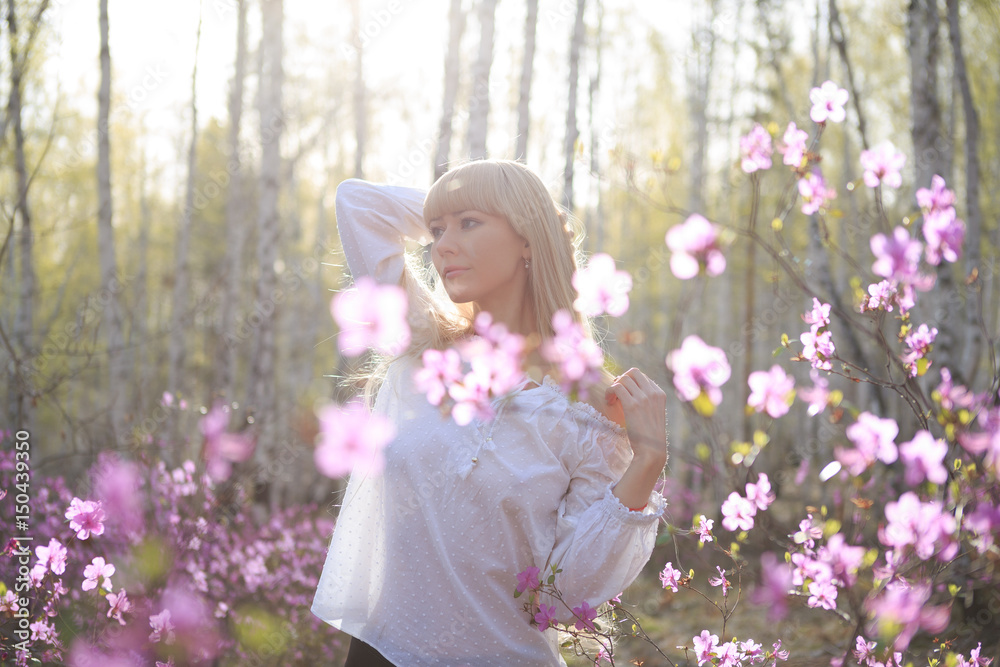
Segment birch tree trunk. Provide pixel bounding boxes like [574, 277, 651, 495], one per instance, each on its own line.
[168, 9, 202, 431]
[585, 0, 603, 251]
[907, 0, 961, 381]
[688, 0, 718, 214]
[251, 0, 284, 495]
[133, 156, 151, 416]
[351, 0, 365, 178]
[435, 0, 466, 179]
[216, 0, 248, 400]
[6, 0, 36, 433]
[562, 0, 586, 211]
[945, 0, 983, 383]
[467, 0, 498, 160]
[97, 0, 128, 442]
[514, 0, 538, 162]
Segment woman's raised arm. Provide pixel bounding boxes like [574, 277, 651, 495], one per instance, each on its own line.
[335, 178, 432, 286]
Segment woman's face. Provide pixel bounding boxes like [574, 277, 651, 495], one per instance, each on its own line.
[427, 209, 529, 305]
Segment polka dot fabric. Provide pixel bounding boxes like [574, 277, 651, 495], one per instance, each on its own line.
[311, 180, 666, 666]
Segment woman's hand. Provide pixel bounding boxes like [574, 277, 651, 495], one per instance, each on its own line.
[605, 368, 668, 465]
[605, 368, 668, 510]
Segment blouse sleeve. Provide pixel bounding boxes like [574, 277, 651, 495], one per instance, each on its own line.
[335, 178, 432, 286]
[543, 427, 666, 622]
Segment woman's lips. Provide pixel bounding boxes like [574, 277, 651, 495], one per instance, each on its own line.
[445, 269, 468, 279]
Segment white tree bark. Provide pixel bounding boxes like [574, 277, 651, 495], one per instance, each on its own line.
[467, 0, 498, 160]
[352, 0, 366, 178]
[167, 7, 202, 431]
[217, 0, 248, 400]
[514, 0, 538, 162]
[435, 0, 466, 179]
[97, 0, 128, 442]
[251, 0, 284, 489]
[562, 0, 586, 211]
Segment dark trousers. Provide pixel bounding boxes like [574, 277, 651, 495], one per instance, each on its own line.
[344, 636, 395, 667]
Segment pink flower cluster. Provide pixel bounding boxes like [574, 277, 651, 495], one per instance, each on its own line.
[879, 491, 957, 563]
[778, 122, 809, 167]
[665, 214, 727, 280]
[198, 401, 255, 481]
[860, 142, 905, 189]
[746, 364, 795, 419]
[835, 412, 899, 476]
[572, 252, 632, 317]
[864, 582, 950, 651]
[666, 335, 731, 409]
[415, 312, 527, 425]
[65, 497, 106, 540]
[314, 399, 396, 478]
[540, 309, 605, 400]
[797, 170, 836, 215]
[789, 525, 865, 613]
[740, 123, 773, 173]
[720, 474, 774, 533]
[692, 630, 788, 667]
[917, 175, 966, 265]
[659, 562, 683, 592]
[798, 298, 835, 371]
[332, 275, 411, 356]
[901, 323, 937, 377]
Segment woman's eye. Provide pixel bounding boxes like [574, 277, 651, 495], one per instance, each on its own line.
[430, 227, 443, 239]
[462, 218, 479, 229]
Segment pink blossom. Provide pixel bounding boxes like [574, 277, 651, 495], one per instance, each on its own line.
[802, 297, 831, 328]
[772, 640, 790, 663]
[956, 643, 993, 667]
[809, 80, 849, 124]
[746, 473, 776, 511]
[860, 142, 906, 189]
[747, 365, 795, 419]
[922, 209, 966, 265]
[149, 609, 176, 644]
[798, 370, 830, 416]
[65, 497, 106, 540]
[314, 400, 395, 478]
[818, 534, 865, 587]
[964, 502, 1000, 554]
[82, 557, 115, 592]
[902, 323, 937, 377]
[721, 491, 756, 532]
[863, 279, 899, 312]
[792, 514, 823, 549]
[870, 226, 922, 282]
[29, 619, 56, 643]
[332, 276, 411, 356]
[199, 401, 255, 481]
[708, 566, 732, 596]
[880, 492, 958, 561]
[0, 590, 19, 614]
[571, 600, 598, 631]
[713, 641, 740, 667]
[161, 391, 174, 407]
[414, 347, 464, 406]
[448, 368, 496, 425]
[750, 552, 793, 621]
[853, 636, 877, 664]
[694, 515, 714, 543]
[864, 581, 949, 651]
[666, 335, 731, 406]
[799, 328, 835, 371]
[935, 367, 980, 412]
[572, 253, 632, 317]
[740, 123, 773, 173]
[541, 309, 605, 399]
[798, 170, 836, 215]
[693, 630, 720, 666]
[740, 639, 763, 661]
[35, 538, 67, 576]
[916, 174, 956, 221]
[106, 589, 132, 625]
[899, 430, 949, 485]
[659, 562, 683, 592]
[806, 578, 838, 610]
[534, 603, 557, 631]
[515, 566, 541, 593]
[779, 122, 809, 167]
[836, 412, 898, 476]
[665, 214, 727, 280]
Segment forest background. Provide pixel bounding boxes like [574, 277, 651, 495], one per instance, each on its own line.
[2, 0, 999, 663]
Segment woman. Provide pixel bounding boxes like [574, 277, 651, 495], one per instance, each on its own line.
[312, 159, 668, 666]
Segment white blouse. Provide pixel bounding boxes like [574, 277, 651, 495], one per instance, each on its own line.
[311, 179, 666, 666]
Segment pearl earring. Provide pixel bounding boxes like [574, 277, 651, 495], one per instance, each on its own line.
[524, 258, 530, 269]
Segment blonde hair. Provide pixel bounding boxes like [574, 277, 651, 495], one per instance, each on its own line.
[352, 159, 607, 409]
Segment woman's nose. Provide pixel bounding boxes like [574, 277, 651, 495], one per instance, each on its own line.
[434, 227, 458, 255]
